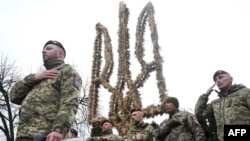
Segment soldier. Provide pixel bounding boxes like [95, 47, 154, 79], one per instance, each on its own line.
[155, 97, 206, 141]
[10, 40, 82, 141]
[122, 107, 156, 141]
[86, 119, 122, 141]
[195, 70, 250, 141]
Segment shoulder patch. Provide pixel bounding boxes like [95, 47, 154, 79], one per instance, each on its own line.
[192, 116, 200, 125]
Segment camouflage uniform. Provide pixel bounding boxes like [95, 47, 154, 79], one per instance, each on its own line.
[195, 84, 250, 141]
[10, 61, 82, 141]
[155, 109, 206, 141]
[195, 103, 218, 141]
[86, 130, 122, 141]
[122, 121, 155, 141]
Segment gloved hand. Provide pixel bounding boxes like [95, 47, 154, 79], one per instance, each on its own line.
[168, 118, 181, 128]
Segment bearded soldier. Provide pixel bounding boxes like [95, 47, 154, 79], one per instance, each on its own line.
[123, 108, 156, 141]
[10, 40, 82, 141]
[86, 119, 122, 141]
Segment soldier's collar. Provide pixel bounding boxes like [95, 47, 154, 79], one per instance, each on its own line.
[43, 60, 64, 70]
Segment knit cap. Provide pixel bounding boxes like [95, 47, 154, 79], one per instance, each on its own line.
[165, 97, 179, 108]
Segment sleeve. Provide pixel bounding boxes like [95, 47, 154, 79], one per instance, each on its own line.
[10, 74, 37, 105]
[107, 134, 122, 141]
[243, 88, 250, 111]
[123, 124, 155, 141]
[185, 113, 206, 141]
[122, 128, 135, 141]
[154, 119, 171, 140]
[195, 94, 216, 140]
[195, 94, 210, 119]
[141, 125, 155, 141]
[52, 66, 82, 135]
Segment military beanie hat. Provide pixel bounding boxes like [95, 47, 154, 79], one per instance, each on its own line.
[43, 40, 66, 57]
[166, 97, 179, 108]
[213, 70, 229, 82]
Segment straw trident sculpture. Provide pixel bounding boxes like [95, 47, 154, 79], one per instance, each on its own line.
[88, 1, 167, 135]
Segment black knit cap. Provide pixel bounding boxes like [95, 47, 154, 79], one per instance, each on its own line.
[213, 70, 229, 82]
[43, 40, 66, 57]
[165, 97, 179, 108]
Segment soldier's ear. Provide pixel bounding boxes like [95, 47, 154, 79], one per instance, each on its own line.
[58, 51, 64, 59]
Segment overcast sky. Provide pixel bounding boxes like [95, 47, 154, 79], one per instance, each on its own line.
[1, 0, 250, 124]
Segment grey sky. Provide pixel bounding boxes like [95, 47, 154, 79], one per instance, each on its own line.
[1, 0, 250, 123]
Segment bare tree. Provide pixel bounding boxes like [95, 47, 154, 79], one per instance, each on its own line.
[73, 78, 90, 139]
[0, 54, 21, 141]
[64, 64, 90, 139]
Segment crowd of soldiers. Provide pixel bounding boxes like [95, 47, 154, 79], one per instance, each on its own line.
[9, 40, 250, 141]
[86, 96, 206, 141]
[85, 70, 250, 141]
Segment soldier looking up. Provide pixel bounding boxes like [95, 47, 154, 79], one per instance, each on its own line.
[10, 40, 82, 141]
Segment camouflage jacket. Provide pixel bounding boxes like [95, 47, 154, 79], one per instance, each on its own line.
[86, 134, 122, 141]
[10, 62, 82, 139]
[194, 105, 218, 141]
[155, 110, 206, 141]
[122, 121, 155, 141]
[86, 129, 122, 141]
[195, 84, 250, 141]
